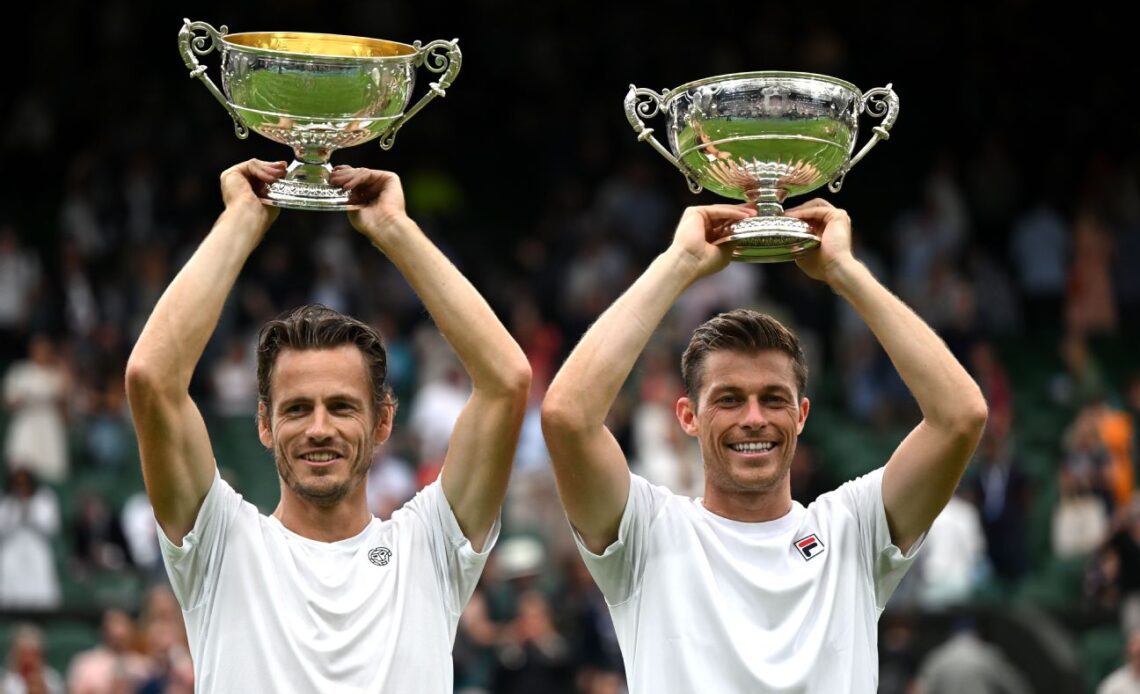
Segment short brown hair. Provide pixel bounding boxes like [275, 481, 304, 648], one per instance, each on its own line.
[257, 305, 393, 418]
[681, 309, 807, 399]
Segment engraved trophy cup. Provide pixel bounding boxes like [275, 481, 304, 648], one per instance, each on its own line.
[179, 19, 462, 211]
[626, 72, 899, 262]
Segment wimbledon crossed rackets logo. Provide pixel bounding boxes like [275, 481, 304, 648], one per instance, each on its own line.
[368, 547, 393, 566]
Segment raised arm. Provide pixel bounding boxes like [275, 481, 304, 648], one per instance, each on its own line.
[335, 167, 530, 550]
[125, 160, 285, 543]
[541, 205, 753, 553]
[787, 200, 988, 553]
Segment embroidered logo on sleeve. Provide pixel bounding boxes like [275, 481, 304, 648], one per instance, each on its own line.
[794, 534, 825, 561]
[368, 547, 393, 566]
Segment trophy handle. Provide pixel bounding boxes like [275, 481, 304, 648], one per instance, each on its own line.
[624, 86, 702, 194]
[379, 39, 462, 151]
[179, 19, 249, 139]
[828, 84, 899, 193]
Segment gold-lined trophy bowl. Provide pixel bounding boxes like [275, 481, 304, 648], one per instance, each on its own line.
[626, 72, 899, 262]
[179, 19, 461, 211]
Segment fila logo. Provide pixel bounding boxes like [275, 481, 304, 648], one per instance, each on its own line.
[368, 547, 392, 566]
[795, 534, 825, 561]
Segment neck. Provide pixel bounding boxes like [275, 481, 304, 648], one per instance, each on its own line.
[272, 485, 372, 542]
[701, 481, 793, 522]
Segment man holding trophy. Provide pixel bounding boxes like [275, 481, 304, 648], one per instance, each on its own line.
[125, 158, 530, 692]
[132, 22, 530, 692]
[541, 196, 989, 692]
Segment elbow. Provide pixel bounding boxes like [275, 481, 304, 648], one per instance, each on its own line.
[953, 390, 990, 442]
[540, 391, 590, 438]
[124, 355, 174, 406]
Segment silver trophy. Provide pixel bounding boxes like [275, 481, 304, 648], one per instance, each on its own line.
[179, 19, 461, 211]
[626, 72, 899, 262]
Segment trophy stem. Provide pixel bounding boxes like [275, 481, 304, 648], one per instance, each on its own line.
[263, 160, 360, 212]
[716, 184, 817, 263]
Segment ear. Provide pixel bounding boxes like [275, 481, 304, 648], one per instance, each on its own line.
[257, 401, 273, 449]
[675, 396, 700, 437]
[796, 396, 810, 435]
[373, 402, 395, 447]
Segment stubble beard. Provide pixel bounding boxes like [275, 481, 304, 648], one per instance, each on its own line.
[274, 441, 372, 508]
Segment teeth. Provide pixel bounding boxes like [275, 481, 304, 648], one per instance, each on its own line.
[303, 452, 337, 462]
[729, 442, 775, 453]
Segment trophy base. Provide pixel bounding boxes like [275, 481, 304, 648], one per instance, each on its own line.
[715, 216, 819, 263]
[264, 179, 363, 212]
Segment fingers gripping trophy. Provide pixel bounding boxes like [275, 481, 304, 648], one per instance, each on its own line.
[179, 19, 461, 211]
[625, 72, 899, 262]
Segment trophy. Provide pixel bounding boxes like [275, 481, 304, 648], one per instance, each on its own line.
[626, 72, 899, 262]
[179, 19, 461, 211]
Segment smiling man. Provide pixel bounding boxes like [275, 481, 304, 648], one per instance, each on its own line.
[125, 160, 530, 692]
[541, 200, 988, 693]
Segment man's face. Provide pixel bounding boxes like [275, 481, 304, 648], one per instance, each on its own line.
[258, 346, 391, 508]
[676, 349, 809, 499]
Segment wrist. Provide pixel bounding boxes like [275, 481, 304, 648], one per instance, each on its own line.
[661, 244, 709, 284]
[824, 255, 870, 295]
[364, 212, 418, 249]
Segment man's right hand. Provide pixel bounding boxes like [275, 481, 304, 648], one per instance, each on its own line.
[219, 159, 286, 231]
[668, 204, 755, 279]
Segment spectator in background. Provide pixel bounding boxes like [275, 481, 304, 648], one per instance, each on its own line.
[71, 491, 132, 579]
[1, 623, 65, 694]
[1099, 629, 1140, 694]
[208, 335, 259, 418]
[971, 420, 1031, 581]
[915, 488, 989, 609]
[3, 335, 69, 483]
[1008, 198, 1068, 332]
[0, 468, 61, 609]
[1066, 211, 1117, 335]
[67, 608, 151, 694]
[0, 224, 42, 364]
[915, 622, 1032, 694]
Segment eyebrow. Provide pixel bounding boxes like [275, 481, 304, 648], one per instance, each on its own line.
[707, 383, 795, 398]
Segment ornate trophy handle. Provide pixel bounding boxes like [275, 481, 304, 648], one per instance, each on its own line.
[379, 39, 462, 151]
[828, 84, 899, 193]
[624, 86, 702, 194]
[178, 19, 249, 139]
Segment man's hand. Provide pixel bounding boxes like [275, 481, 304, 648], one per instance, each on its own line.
[332, 167, 412, 246]
[784, 199, 856, 284]
[219, 159, 286, 232]
[669, 203, 755, 279]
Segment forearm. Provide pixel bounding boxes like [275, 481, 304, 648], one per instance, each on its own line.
[128, 207, 265, 392]
[829, 259, 987, 428]
[546, 247, 701, 426]
[367, 218, 529, 392]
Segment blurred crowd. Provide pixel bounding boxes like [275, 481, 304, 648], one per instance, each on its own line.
[2, 1, 1138, 692]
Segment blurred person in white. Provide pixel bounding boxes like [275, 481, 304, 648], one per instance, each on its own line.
[0, 225, 42, 364]
[3, 335, 69, 483]
[0, 468, 61, 609]
[208, 335, 258, 418]
[915, 622, 1031, 694]
[915, 488, 988, 608]
[124, 160, 530, 692]
[67, 608, 151, 694]
[1098, 630, 1140, 694]
[542, 199, 988, 692]
[1, 623, 64, 694]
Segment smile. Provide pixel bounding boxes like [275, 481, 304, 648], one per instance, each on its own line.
[299, 451, 341, 464]
[728, 441, 776, 453]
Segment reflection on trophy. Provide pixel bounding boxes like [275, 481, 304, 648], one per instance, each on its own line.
[179, 19, 462, 211]
[625, 72, 899, 262]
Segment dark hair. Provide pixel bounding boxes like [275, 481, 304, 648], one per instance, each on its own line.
[680, 309, 807, 400]
[256, 305, 394, 419]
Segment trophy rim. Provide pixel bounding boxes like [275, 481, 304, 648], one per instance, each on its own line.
[220, 31, 419, 62]
[665, 71, 861, 100]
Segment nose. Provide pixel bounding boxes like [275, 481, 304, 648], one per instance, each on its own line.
[740, 397, 767, 430]
[306, 405, 334, 441]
